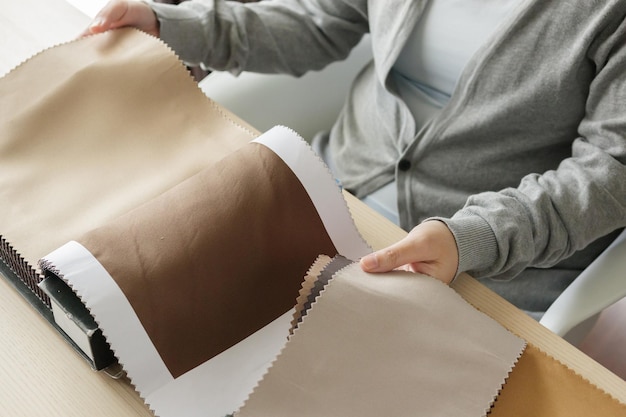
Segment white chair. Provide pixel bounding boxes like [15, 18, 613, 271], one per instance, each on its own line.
[199, 36, 626, 346]
[198, 37, 373, 143]
[540, 229, 626, 345]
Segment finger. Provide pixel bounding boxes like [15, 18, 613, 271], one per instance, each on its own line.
[79, 20, 106, 37]
[77, 8, 109, 38]
[360, 236, 421, 273]
[86, 1, 129, 34]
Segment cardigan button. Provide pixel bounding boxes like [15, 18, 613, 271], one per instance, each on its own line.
[398, 159, 412, 171]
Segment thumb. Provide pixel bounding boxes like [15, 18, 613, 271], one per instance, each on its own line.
[360, 236, 418, 273]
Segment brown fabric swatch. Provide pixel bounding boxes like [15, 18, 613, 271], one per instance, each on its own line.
[78, 142, 337, 378]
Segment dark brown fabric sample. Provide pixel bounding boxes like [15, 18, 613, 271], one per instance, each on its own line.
[79, 142, 337, 378]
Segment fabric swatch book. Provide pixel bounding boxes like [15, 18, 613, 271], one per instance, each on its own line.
[1, 28, 625, 417]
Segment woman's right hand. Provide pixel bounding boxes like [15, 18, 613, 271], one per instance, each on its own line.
[79, 0, 160, 38]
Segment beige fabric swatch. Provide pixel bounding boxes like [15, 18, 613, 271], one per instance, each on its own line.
[238, 261, 526, 417]
[0, 28, 256, 271]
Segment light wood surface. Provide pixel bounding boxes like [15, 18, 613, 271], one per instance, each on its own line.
[1, 1, 625, 415]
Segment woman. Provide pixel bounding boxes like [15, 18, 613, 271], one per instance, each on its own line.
[84, 0, 626, 317]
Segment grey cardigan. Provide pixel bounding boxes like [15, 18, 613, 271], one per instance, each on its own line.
[151, 0, 626, 312]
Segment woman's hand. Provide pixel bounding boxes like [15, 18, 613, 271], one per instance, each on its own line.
[79, 0, 160, 38]
[360, 220, 459, 284]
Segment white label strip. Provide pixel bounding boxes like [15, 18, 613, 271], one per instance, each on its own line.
[254, 126, 372, 261]
[147, 310, 292, 417]
[41, 240, 173, 395]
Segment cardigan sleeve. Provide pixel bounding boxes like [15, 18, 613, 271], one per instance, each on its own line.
[440, 16, 626, 281]
[149, 0, 369, 76]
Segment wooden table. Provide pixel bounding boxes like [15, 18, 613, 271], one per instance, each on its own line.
[1, 1, 625, 415]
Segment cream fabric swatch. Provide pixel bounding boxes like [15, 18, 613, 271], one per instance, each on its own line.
[238, 259, 526, 417]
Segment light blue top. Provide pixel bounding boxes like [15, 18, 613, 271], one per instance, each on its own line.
[393, 0, 522, 129]
[372, 0, 522, 224]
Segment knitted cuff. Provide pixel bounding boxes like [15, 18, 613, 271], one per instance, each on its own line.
[425, 211, 498, 281]
[149, 0, 213, 67]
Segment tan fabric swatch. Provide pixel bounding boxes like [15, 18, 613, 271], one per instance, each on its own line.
[237, 262, 526, 417]
[78, 142, 337, 378]
[0, 28, 255, 270]
[291, 255, 332, 333]
[490, 344, 626, 416]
